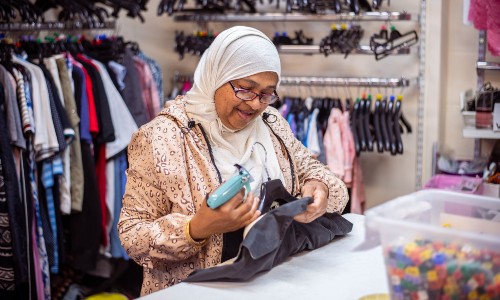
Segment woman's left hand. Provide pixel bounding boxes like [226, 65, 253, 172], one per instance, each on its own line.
[294, 180, 329, 223]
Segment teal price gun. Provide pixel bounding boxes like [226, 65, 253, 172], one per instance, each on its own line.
[207, 164, 253, 209]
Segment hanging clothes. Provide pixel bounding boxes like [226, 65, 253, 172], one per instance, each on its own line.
[0, 81, 30, 299]
[0, 35, 164, 298]
[469, 0, 500, 56]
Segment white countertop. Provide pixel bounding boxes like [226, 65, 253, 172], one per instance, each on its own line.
[139, 213, 389, 300]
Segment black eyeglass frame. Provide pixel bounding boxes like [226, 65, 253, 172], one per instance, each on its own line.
[228, 81, 280, 104]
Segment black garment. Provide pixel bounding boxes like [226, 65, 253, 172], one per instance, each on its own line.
[67, 141, 102, 272]
[220, 177, 299, 262]
[72, 69, 83, 116]
[36, 64, 68, 152]
[221, 229, 244, 263]
[76, 58, 115, 145]
[21, 146, 38, 300]
[185, 184, 353, 283]
[38, 64, 73, 144]
[121, 48, 148, 127]
[0, 83, 29, 299]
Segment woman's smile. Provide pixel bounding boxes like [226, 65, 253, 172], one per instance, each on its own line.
[236, 108, 257, 122]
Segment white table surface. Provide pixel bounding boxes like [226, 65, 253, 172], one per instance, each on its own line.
[139, 213, 389, 300]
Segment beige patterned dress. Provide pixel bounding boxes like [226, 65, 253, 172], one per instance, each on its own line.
[118, 96, 348, 296]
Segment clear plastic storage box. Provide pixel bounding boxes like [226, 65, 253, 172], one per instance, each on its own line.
[363, 189, 500, 300]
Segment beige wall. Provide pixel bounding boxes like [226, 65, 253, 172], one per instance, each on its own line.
[115, 0, 499, 208]
[440, 1, 500, 159]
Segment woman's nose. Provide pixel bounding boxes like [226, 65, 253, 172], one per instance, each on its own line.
[246, 97, 263, 110]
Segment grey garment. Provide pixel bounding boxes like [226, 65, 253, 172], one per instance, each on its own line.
[317, 124, 327, 165]
[122, 48, 148, 127]
[56, 58, 84, 212]
[0, 65, 26, 149]
[185, 195, 353, 283]
[108, 61, 127, 91]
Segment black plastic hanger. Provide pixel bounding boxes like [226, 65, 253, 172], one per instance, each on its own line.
[386, 96, 397, 155]
[372, 26, 419, 61]
[393, 95, 403, 154]
[351, 98, 361, 156]
[354, 98, 366, 152]
[373, 95, 384, 153]
[380, 98, 390, 151]
[362, 94, 373, 151]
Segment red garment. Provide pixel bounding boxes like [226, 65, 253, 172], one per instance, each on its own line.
[77, 54, 108, 246]
[74, 54, 99, 134]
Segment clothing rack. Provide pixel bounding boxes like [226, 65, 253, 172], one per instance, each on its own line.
[173, 12, 413, 22]
[0, 21, 116, 32]
[171, 74, 412, 88]
[277, 45, 410, 56]
[279, 76, 411, 88]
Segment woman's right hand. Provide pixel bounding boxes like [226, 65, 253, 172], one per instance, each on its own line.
[188, 189, 261, 241]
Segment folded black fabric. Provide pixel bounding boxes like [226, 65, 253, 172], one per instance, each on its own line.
[185, 197, 353, 283]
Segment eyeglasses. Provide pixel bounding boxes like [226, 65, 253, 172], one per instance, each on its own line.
[228, 81, 280, 104]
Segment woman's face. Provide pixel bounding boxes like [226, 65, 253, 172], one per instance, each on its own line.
[214, 71, 278, 130]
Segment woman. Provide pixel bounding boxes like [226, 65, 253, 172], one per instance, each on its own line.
[118, 26, 348, 296]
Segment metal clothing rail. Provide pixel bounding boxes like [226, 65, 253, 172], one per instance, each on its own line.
[0, 21, 116, 31]
[174, 11, 413, 22]
[279, 76, 411, 87]
[277, 45, 410, 55]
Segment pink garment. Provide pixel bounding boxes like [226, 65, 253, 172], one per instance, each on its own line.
[473, 0, 488, 30]
[181, 81, 192, 94]
[350, 157, 366, 214]
[468, 0, 476, 23]
[342, 110, 355, 185]
[469, 0, 500, 56]
[134, 57, 161, 121]
[323, 107, 365, 214]
[323, 108, 344, 178]
[487, 0, 500, 56]
[324, 108, 356, 186]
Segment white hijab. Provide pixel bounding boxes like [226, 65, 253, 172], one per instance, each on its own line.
[185, 26, 285, 196]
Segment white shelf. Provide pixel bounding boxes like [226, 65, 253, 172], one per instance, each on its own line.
[463, 126, 500, 139]
[173, 12, 413, 22]
[476, 61, 500, 71]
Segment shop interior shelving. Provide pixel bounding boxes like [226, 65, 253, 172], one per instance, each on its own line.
[463, 127, 500, 139]
[463, 30, 500, 154]
[172, 4, 424, 188]
[173, 11, 413, 22]
[277, 44, 410, 55]
[0, 21, 116, 31]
